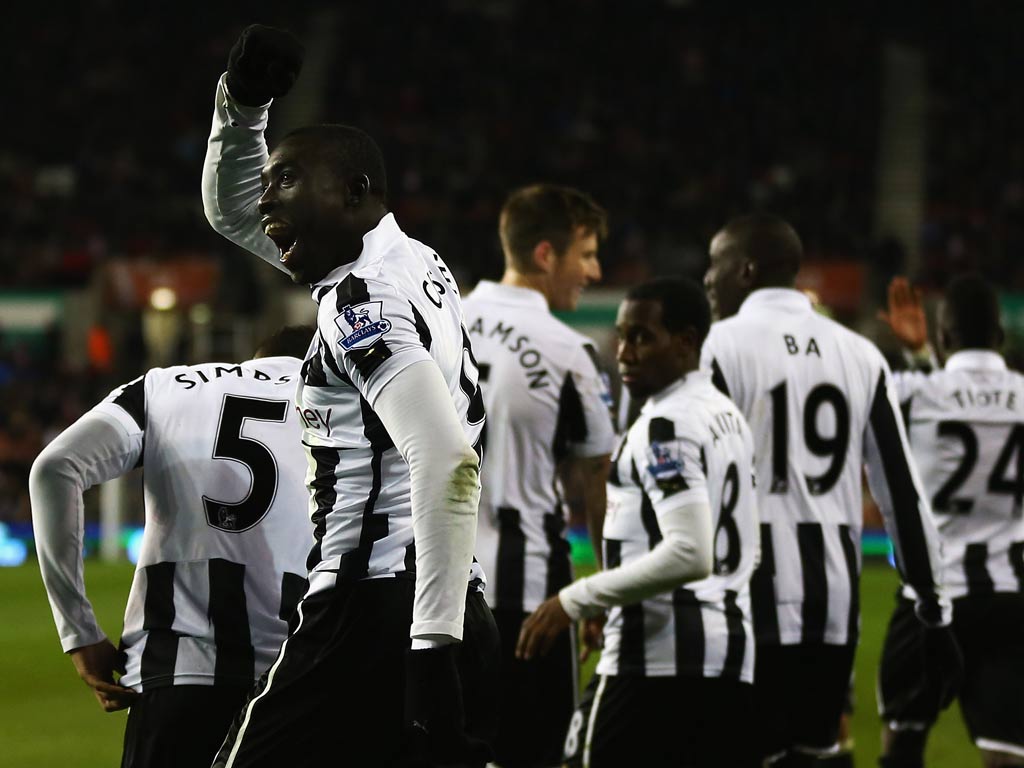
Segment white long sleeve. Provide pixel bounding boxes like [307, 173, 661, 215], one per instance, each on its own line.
[558, 500, 714, 621]
[372, 360, 481, 643]
[28, 412, 143, 651]
[202, 73, 284, 271]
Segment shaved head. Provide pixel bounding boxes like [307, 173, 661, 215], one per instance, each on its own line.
[938, 273, 1003, 354]
[704, 213, 803, 320]
[719, 213, 803, 285]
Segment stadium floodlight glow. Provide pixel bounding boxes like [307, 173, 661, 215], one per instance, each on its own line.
[149, 286, 178, 311]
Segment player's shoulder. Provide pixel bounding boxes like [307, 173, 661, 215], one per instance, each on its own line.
[890, 367, 934, 395]
[552, 319, 602, 366]
[634, 384, 705, 442]
[703, 314, 745, 351]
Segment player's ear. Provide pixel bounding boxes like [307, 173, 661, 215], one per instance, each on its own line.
[347, 174, 370, 206]
[532, 241, 556, 274]
[741, 257, 757, 285]
[675, 327, 699, 364]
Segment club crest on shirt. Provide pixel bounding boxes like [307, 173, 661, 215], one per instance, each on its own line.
[217, 506, 237, 530]
[646, 440, 688, 494]
[335, 301, 393, 350]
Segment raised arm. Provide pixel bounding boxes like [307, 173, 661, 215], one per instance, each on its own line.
[29, 393, 145, 711]
[878, 276, 940, 370]
[202, 25, 304, 270]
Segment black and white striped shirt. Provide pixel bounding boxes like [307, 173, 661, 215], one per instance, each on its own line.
[596, 372, 758, 681]
[701, 289, 946, 646]
[464, 281, 616, 613]
[896, 350, 1024, 600]
[297, 213, 486, 598]
[34, 357, 312, 691]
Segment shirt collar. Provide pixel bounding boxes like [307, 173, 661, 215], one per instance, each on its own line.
[737, 287, 812, 316]
[944, 349, 1007, 373]
[469, 280, 549, 311]
[640, 369, 711, 413]
[310, 213, 402, 295]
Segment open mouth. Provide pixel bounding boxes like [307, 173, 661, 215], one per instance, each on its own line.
[263, 220, 299, 267]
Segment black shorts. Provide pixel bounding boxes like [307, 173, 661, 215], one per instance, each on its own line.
[213, 578, 499, 767]
[564, 674, 756, 768]
[753, 642, 857, 760]
[121, 684, 249, 768]
[879, 593, 1024, 755]
[491, 607, 576, 767]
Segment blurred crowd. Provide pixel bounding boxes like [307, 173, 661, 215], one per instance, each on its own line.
[2, 0, 1022, 522]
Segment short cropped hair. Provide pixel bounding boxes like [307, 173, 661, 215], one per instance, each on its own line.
[282, 124, 388, 200]
[254, 325, 316, 359]
[499, 184, 608, 272]
[626, 277, 711, 345]
[721, 212, 803, 283]
[944, 273, 1001, 348]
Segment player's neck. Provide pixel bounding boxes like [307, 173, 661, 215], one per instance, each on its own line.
[500, 269, 552, 304]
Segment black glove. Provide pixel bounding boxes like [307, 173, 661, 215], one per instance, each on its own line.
[921, 624, 963, 711]
[226, 24, 305, 107]
[404, 644, 492, 768]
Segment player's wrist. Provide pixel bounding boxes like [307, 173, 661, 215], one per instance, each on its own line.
[410, 634, 458, 650]
[913, 594, 952, 628]
[223, 74, 272, 109]
[558, 580, 597, 621]
[901, 343, 938, 371]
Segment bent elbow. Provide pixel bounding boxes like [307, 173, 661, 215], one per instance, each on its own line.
[690, 546, 713, 581]
[29, 446, 67, 490]
[667, 531, 713, 584]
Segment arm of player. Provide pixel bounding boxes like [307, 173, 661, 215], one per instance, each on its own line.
[558, 454, 611, 569]
[863, 362, 951, 627]
[517, 427, 714, 660]
[373, 360, 480, 644]
[28, 410, 143, 709]
[517, 498, 713, 660]
[375, 360, 490, 764]
[558, 498, 713, 620]
[878, 276, 940, 370]
[201, 73, 283, 270]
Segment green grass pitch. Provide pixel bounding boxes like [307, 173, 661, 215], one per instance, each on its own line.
[2, 561, 974, 766]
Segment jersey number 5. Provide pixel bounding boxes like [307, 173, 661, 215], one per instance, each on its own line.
[203, 395, 289, 532]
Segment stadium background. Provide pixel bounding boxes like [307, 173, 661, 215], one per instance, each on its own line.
[1, 1, 1020, 764]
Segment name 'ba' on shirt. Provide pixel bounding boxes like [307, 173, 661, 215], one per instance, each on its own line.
[296, 213, 486, 597]
[463, 281, 616, 613]
[896, 350, 1024, 599]
[598, 372, 758, 682]
[700, 289, 943, 646]
[94, 356, 312, 691]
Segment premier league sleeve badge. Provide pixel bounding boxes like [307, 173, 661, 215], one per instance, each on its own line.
[335, 301, 393, 350]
